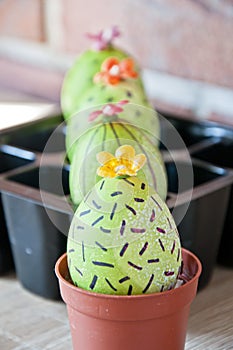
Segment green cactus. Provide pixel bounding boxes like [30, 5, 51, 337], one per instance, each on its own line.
[66, 102, 160, 161]
[69, 122, 167, 207]
[61, 48, 135, 121]
[67, 175, 181, 295]
[61, 27, 160, 161]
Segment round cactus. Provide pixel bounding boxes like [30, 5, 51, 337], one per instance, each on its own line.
[69, 122, 167, 207]
[61, 48, 131, 120]
[61, 28, 161, 159]
[70, 76, 149, 113]
[65, 82, 160, 148]
[67, 175, 182, 295]
[61, 27, 145, 121]
[66, 101, 160, 162]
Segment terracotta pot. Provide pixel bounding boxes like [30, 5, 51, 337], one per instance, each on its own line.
[55, 248, 201, 350]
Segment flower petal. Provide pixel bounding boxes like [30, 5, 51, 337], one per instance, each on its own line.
[93, 72, 104, 84]
[97, 165, 117, 178]
[102, 104, 123, 116]
[117, 100, 129, 107]
[96, 151, 114, 165]
[115, 145, 135, 161]
[102, 26, 120, 44]
[101, 57, 120, 72]
[106, 75, 121, 85]
[118, 168, 136, 176]
[133, 154, 147, 170]
[88, 110, 102, 122]
[120, 58, 138, 79]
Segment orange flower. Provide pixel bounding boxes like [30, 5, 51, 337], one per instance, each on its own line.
[94, 57, 138, 85]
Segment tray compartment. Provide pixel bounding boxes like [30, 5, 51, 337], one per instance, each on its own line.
[166, 160, 232, 288]
[8, 165, 70, 196]
[2, 165, 71, 299]
[4, 116, 66, 153]
[0, 145, 35, 274]
[160, 115, 213, 150]
[192, 136, 233, 267]
[0, 145, 35, 174]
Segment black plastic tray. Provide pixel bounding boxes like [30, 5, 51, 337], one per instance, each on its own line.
[191, 134, 233, 267]
[0, 115, 73, 299]
[0, 112, 233, 298]
[162, 114, 233, 271]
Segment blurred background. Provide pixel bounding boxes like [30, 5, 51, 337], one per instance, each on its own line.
[0, 0, 232, 123]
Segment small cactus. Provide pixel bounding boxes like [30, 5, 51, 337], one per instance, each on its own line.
[66, 101, 160, 161]
[61, 27, 145, 121]
[67, 146, 181, 295]
[69, 123, 167, 206]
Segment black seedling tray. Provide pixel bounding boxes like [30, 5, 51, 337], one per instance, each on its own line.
[1, 115, 66, 153]
[0, 115, 73, 299]
[161, 114, 233, 273]
[0, 112, 233, 298]
[0, 199, 14, 274]
[191, 134, 233, 267]
[166, 159, 231, 288]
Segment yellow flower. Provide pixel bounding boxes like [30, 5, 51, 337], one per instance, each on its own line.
[96, 145, 146, 178]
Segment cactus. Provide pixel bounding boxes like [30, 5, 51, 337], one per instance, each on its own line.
[61, 27, 145, 121]
[61, 28, 161, 165]
[69, 122, 167, 207]
[67, 173, 181, 295]
[61, 48, 131, 120]
[66, 101, 160, 161]
[70, 73, 149, 111]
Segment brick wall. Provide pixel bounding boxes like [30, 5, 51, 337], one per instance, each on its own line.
[0, 0, 233, 121]
[56, 0, 233, 90]
[0, 0, 45, 41]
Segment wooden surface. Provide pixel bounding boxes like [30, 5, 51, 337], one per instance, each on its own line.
[0, 265, 233, 350]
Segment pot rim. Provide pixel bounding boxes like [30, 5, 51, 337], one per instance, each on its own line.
[55, 247, 202, 300]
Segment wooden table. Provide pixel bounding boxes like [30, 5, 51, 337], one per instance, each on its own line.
[0, 265, 233, 350]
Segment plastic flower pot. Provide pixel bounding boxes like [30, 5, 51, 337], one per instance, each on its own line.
[55, 248, 201, 350]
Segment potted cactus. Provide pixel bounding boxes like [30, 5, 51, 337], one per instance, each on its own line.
[55, 145, 201, 350]
[56, 248, 200, 350]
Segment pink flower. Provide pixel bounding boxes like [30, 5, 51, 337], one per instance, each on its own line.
[88, 100, 128, 122]
[86, 26, 120, 51]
